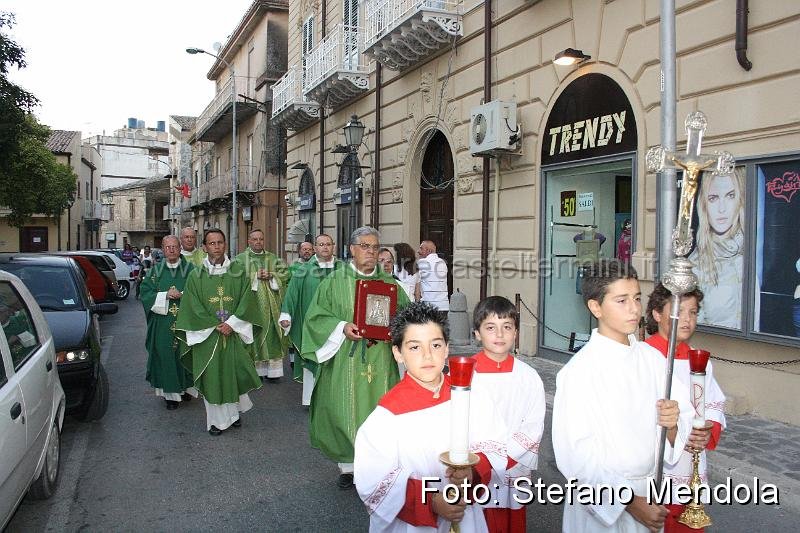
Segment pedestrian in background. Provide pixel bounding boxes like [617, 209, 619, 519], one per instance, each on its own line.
[417, 240, 448, 319]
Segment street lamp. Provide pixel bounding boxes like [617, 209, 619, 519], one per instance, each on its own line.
[343, 115, 365, 254]
[186, 47, 238, 258]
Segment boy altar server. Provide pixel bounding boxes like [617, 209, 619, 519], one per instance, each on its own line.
[355, 302, 499, 532]
[552, 260, 693, 533]
[469, 296, 546, 533]
[645, 283, 726, 532]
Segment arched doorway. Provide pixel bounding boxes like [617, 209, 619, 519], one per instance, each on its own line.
[298, 168, 316, 242]
[336, 152, 363, 259]
[419, 130, 454, 294]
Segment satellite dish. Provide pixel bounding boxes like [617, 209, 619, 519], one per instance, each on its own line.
[212, 42, 222, 52]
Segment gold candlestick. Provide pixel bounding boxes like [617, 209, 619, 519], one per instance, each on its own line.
[677, 448, 712, 529]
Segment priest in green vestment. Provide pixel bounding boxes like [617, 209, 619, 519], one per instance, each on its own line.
[289, 241, 314, 276]
[140, 235, 195, 410]
[301, 226, 409, 488]
[175, 229, 263, 436]
[233, 228, 291, 379]
[180, 227, 206, 267]
[279, 234, 342, 405]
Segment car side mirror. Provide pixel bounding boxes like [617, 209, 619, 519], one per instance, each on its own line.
[92, 302, 118, 315]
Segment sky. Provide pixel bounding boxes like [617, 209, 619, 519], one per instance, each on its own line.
[4, 0, 254, 137]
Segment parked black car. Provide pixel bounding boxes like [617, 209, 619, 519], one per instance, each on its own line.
[0, 254, 116, 420]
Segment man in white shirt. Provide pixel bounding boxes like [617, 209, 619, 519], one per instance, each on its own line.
[417, 240, 449, 318]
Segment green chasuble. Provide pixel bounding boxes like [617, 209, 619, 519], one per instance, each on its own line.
[233, 248, 291, 363]
[281, 256, 343, 381]
[140, 258, 195, 394]
[174, 260, 263, 405]
[181, 248, 206, 268]
[301, 264, 410, 463]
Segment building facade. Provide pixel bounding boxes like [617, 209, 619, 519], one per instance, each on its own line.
[86, 120, 170, 191]
[0, 130, 104, 253]
[278, 0, 800, 423]
[100, 177, 171, 249]
[187, 0, 289, 254]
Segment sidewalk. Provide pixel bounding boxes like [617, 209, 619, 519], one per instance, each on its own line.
[450, 344, 800, 512]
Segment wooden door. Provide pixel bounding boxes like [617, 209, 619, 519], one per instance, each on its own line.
[19, 227, 48, 253]
[419, 131, 454, 295]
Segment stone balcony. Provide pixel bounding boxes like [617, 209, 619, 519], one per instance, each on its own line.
[83, 200, 104, 220]
[363, 0, 463, 70]
[271, 65, 321, 131]
[303, 24, 369, 111]
[195, 76, 259, 143]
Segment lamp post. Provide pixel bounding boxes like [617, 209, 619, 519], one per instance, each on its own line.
[186, 47, 238, 257]
[343, 115, 365, 255]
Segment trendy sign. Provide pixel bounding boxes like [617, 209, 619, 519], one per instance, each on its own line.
[542, 74, 637, 166]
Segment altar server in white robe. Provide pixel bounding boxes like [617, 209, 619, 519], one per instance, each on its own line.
[355, 302, 499, 533]
[552, 260, 693, 533]
[468, 296, 546, 533]
[645, 283, 726, 532]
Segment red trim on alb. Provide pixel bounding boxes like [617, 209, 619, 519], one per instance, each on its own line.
[397, 478, 438, 527]
[472, 351, 515, 373]
[379, 374, 451, 415]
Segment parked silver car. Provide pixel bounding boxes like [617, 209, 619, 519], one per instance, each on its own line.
[0, 270, 65, 528]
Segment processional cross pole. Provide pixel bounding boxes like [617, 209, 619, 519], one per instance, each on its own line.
[645, 111, 735, 486]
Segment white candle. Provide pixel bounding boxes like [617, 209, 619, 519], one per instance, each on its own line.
[449, 388, 470, 464]
[690, 371, 706, 429]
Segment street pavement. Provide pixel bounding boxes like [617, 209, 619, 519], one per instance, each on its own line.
[7, 297, 799, 531]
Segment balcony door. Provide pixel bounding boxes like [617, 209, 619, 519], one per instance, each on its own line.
[343, 0, 359, 70]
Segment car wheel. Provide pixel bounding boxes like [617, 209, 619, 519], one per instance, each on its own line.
[116, 281, 129, 300]
[78, 363, 109, 422]
[29, 420, 61, 499]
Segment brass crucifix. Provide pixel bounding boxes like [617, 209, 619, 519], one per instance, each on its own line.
[646, 111, 735, 257]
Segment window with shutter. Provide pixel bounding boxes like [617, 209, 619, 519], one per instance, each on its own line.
[302, 16, 314, 85]
[343, 0, 359, 69]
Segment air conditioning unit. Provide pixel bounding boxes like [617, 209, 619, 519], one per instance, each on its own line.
[469, 100, 520, 156]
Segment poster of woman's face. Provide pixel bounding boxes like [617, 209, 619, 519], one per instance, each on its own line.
[754, 160, 800, 339]
[687, 167, 746, 330]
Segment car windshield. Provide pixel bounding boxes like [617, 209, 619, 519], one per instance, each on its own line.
[0, 264, 83, 311]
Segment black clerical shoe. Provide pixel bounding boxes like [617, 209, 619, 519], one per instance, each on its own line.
[181, 393, 192, 402]
[165, 400, 178, 410]
[337, 473, 354, 490]
[232, 418, 242, 428]
[208, 425, 223, 436]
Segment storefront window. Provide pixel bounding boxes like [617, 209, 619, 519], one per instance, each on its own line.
[753, 159, 800, 341]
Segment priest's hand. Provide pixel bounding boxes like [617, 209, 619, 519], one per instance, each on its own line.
[344, 322, 363, 341]
[217, 323, 233, 336]
[626, 495, 668, 532]
[686, 421, 713, 451]
[258, 268, 272, 280]
[430, 492, 467, 524]
[167, 288, 182, 300]
[280, 319, 290, 329]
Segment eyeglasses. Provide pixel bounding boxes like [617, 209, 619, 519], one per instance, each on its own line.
[354, 243, 380, 252]
[316, 242, 334, 247]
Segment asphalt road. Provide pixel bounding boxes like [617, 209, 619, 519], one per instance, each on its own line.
[6, 296, 794, 531]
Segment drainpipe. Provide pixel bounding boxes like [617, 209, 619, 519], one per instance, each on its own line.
[372, 63, 382, 229]
[736, 0, 753, 71]
[479, 1, 492, 300]
[657, 0, 677, 279]
[490, 164, 500, 296]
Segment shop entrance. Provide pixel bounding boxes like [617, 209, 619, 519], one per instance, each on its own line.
[540, 158, 634, 353]
[419, 130, 454, 295]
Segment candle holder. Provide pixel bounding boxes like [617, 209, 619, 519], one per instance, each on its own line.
[678, 349, 712, 529]
[440, 356, 478, 533]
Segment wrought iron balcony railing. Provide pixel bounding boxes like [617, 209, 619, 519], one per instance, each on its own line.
[303, 24, 369, 110]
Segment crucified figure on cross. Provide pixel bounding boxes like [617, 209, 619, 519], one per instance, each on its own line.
[647, 111, 736, 257]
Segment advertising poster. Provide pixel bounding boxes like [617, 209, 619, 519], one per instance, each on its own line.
[687, 168, 746, 330]
[754, 160, 800, 339]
